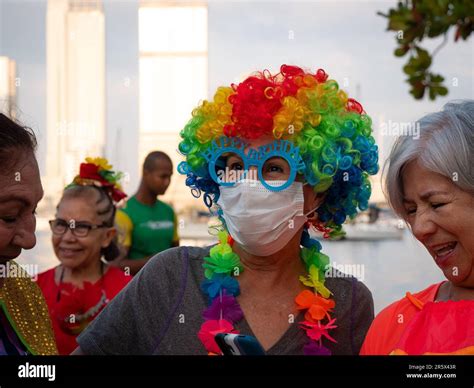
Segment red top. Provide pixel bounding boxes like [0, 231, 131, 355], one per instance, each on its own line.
[361, 281, 474, 355]
[37, 266, 132, 355]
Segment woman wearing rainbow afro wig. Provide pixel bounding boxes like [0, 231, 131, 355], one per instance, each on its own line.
[75, 65, 378, 356]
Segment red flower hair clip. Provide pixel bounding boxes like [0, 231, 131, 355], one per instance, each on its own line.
[68, 157, 127, 203]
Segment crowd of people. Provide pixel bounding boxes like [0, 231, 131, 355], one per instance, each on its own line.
[0, 64, 472, 356]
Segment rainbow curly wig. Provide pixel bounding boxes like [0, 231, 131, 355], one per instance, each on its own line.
[178, 65, 379, 236]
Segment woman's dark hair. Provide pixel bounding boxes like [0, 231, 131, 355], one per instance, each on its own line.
[61, 185, 120, 261]
[0, 113, 37, 169]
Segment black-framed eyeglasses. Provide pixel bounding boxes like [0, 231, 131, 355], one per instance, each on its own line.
[49, 218, 109, 238]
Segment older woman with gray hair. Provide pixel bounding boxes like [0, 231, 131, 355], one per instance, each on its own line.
[361, 100, 474, 355]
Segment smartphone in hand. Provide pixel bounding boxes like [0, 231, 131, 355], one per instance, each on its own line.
[215, 333, 266, 355]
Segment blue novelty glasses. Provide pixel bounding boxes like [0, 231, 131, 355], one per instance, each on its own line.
[201, 136, 306, 191]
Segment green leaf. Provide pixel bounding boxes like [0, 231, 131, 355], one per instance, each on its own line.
[403, 56, 419, 74]
[430, 74, 445, 83]
[394, 46, 409, 56]
[429, 86, 436, 100]
[430, 85, 448, 97]
[407, 73, 425, 83]
[415, 47, 432, 68]
[410, 83, 425, 99]
[438, 86, 448, 96]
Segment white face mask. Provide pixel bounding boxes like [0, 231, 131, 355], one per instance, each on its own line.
[217, 179, 312, 256]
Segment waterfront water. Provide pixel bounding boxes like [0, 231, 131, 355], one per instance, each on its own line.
[16, 220, 444, 314]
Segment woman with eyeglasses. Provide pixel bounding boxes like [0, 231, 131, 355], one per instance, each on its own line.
[74, 65, 377, 356]
[37, 157, 131, 355]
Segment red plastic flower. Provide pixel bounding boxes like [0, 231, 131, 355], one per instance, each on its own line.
[79, 163, 102, 181]
[300, 318, 337, 343]
[110, 188, 127, 202]
[295, 290, 335, 322]
[197, 319, 238, 354]
[75, 162, 126, 203]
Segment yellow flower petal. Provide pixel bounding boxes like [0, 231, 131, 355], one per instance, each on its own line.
[85, 157, 112, 170]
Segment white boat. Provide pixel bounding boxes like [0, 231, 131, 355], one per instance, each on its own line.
[309, 221, 404, 241]
[341, 223, 404, 241]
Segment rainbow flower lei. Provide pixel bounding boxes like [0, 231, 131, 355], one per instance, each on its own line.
[198, 230, 337, 355]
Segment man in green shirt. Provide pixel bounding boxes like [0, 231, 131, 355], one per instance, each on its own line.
[115, 151, 179, 275]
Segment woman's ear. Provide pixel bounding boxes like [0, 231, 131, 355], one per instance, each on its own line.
[102, 227, 117, 248]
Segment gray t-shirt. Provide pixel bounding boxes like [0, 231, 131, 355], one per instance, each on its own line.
[77, 245, 374, 355]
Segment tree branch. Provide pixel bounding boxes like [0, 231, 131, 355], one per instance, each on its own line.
[431, 32, 449, 58]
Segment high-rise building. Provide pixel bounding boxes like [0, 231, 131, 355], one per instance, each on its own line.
[0, 56, 17, 118]
[45, 0, 105, 203]
[138, 1, 208, 212]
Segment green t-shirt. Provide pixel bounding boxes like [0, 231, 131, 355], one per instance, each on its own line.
[116, 196, 178, 260]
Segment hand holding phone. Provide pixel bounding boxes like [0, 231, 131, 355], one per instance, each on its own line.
[215, 333, 266, 356]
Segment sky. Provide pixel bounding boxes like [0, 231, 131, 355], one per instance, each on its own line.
[0, 0, 473, 178]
